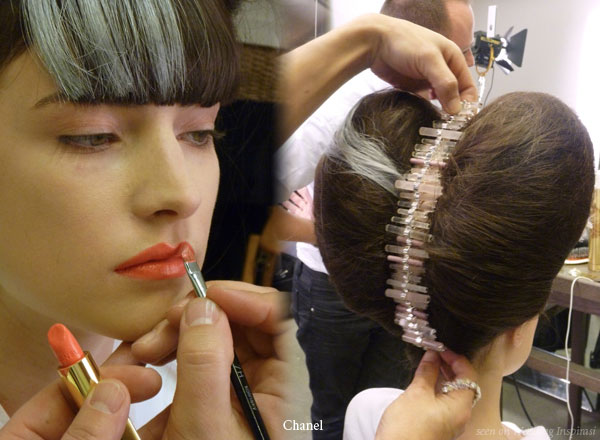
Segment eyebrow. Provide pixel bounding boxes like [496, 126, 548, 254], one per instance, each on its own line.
[32, 91, 72, 109]
[32, 92, 129, 110]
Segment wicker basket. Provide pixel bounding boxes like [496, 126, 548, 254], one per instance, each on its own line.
[236, 43, 282, 103]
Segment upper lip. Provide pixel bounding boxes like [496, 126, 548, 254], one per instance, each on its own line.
[115, 242, 191, 271]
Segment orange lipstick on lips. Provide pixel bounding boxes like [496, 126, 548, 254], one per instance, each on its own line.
[47, 324, 141, 440]
[115, 242, 192, 280]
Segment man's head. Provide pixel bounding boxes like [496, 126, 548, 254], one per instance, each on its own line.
[380, 0, 474, 66]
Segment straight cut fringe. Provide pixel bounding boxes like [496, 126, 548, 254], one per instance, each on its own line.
[17, 0, 238, 106]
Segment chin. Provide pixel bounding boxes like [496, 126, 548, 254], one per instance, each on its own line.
[79, 312, 165, 342]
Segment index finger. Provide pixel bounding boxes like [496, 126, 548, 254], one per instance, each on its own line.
[439, 350, 477, 382]
[3, 381, 73, 440]
[422, 42, 477, 113]
[409, 350, 441, 392]
[438, 350, 479, 410]
[206, 282, 285, 334]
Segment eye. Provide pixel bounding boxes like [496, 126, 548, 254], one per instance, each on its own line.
[58, 133, 118, 150]
[179, 129, 223, 148]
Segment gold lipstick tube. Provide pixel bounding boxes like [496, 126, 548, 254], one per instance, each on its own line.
[57, 351, 141, 440]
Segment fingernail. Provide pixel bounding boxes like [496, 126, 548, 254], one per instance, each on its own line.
[171, 296, 193, 313]
[185, 298, 220, 326]
[422, 350, 437, 361]
[133, 327, 158, 347]
[89, 380, 125, 414]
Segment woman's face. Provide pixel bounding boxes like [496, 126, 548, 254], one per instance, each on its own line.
[0, 53, 220, 340]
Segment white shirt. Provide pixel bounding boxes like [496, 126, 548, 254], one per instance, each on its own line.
[343, 388, 551, 440]
[275, 70, 390, 273]
[275, 69, 389, 202]
[0, 405, 8, 428]
[129, 361, 177, 428]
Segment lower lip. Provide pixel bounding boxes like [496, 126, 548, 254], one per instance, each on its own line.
[115, 256, 186, 280]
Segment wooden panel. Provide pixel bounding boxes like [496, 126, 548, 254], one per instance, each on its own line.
[550, 265, 600, 315]
[526, 347, 600, 393]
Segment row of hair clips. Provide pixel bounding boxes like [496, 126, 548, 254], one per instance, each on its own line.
[384, 101, 480, 352]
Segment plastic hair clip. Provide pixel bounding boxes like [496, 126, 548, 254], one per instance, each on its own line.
[384, 101, 480, 352]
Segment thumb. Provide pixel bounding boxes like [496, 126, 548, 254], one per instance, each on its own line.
[62, 379, 131, 440]
[409, 350, 441, 392]
[166, 297, 234, 440]
[1, 379, 133, 440]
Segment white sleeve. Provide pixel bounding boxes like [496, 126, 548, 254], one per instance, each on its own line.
[343, 388, 404, 440]
[274, 112, 337, 201]
[502, 421, 551, 439]
[274, 71, 391, 202]
[0, 403, 9, 428]
[521, 427, 552, 439]
[128, 361, 177, 428]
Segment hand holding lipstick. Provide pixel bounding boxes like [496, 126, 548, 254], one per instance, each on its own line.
[0, 364, 161, 440]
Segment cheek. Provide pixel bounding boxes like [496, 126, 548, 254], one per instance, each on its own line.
[194, 149, 220, 265]
[0, 146, 123, 311]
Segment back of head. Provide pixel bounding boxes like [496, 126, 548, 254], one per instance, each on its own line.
[380, 0, 469, 36]
[314, 90, 594, 359]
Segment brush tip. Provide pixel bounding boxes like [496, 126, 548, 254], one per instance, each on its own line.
[181, 243, 196, 263]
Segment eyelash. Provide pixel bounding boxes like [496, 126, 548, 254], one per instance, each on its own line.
[179, 129, 224, 147]
[58, 130, 224, 152]
[58, 133, 118, 151]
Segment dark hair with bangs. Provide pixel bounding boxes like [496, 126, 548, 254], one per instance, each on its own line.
[0, 0, 239, 106]
[315, 90, 594, 360]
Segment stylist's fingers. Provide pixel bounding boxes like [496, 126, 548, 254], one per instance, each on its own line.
[132, 292, 195, 364]
[1, 379, 131, 440]
[103, 342, 140, 366]
[206, 281, 282, 333]
[438, 350, 479, 409]
[100, 365, 162, 402]
[437, 350, 478, 431]
[166, 282, 283, 335]
[371, 15, 477, 112]
[62, 379, 131, 440]
[409, 350, 441, 392]
[131, 318, 179, 364]
[2, 381, 73, 440]
[421, 44, 477, 113]
[165, 297, 238, 440]
[440, 349, 477, 381]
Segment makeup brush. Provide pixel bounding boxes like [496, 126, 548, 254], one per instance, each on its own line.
[181, 246, 271, 440]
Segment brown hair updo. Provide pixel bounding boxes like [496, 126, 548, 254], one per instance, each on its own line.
[314, 90, 594, 359]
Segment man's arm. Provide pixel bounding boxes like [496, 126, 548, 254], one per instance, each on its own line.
[278, 13, 477, 139]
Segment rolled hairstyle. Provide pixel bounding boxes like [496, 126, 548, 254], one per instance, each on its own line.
[0, 0, 240, 106]
[314, 90, 594, 359]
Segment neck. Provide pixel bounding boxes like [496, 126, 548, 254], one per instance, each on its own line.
[0, 289, 114, 414]
[453, 367, 522, 440]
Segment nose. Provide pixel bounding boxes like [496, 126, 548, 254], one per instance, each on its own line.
[129, 130, 206, 220]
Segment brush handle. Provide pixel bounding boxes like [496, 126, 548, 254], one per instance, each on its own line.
[230, 353, 271, 440]
[183, 262, 270, 438]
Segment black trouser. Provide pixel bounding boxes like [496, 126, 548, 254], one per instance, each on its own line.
[291, 261, 412, 440]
